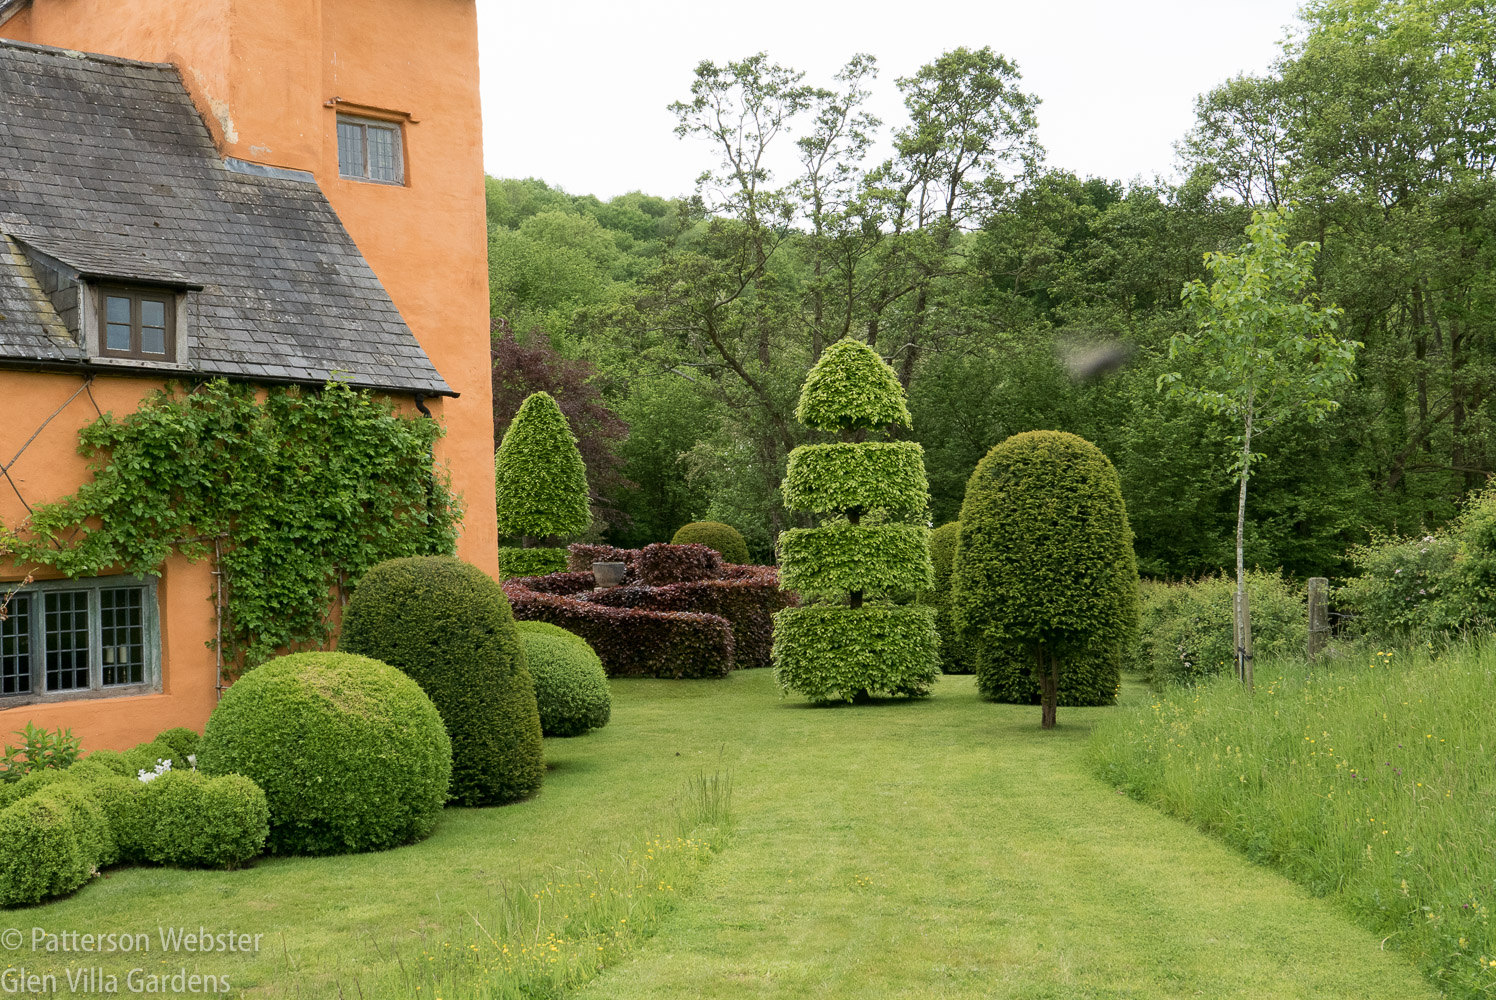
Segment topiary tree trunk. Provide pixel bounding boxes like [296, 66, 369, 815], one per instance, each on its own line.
[772, 339, 939, 702]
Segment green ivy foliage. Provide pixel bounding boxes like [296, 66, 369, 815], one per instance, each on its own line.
[0, 379, 459, 670]
[921, 521, 973, 674]
[340, 556, 544, 807]
[778, 522, 933, 599]
[515, 621, 612, 737]
[495, 391, 591, 540]
[951, 431, 1139, 709]
[198, 651, 453, 855]
[771, 604, 940, 702]
[794, 339, 912, 434]
[782, 442, 929, 515]
[498, 546, 570, 580]
[670, 521, 750, 564]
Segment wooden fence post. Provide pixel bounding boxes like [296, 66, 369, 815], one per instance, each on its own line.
[1307, 577, 1329, 662]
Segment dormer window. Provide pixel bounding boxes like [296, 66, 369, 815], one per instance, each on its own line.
[337, 114, 404, 185]
[99, 286, 177, 361]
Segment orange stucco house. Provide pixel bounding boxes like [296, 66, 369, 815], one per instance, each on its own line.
[0, 0, 496, 749]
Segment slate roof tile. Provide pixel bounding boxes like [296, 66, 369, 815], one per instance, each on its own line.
[0, 39, 452, 396]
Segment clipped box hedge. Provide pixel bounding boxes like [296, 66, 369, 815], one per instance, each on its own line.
[504, 581, 734, 678]
[778, 522, 933, 599]
[580, 566, 793, 669]
[782, 442, 929, 514]
[567, 543, 641, 574]
[515, 621, 612, 737]
[636, 542, 724, 586]
[499, 546, 570, 580]
[771, 604, 940, 702]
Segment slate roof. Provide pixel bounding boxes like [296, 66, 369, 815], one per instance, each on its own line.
[0, 38, 453, 396]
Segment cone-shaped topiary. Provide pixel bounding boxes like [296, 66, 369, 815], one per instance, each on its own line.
[495, 391, 591, 553]
[671, 521, 750, 564]
[772, 339, 938, 702]
[340, 556, 544, 805]
[795, 338, 912, 433]
[950, 431, 1139, 728]
[921, 521, 973, 674]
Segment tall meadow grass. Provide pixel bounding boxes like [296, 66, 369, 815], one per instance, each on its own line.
[1091, 645, 1496, 999]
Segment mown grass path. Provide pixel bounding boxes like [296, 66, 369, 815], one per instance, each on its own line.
[578, 671, 1436, 999]
[13, 671, 1436, 998]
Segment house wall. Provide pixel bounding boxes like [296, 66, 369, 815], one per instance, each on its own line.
[0, 0, 497, 749]
[0, 371, 220, 748]
[1, 0, 497, 577]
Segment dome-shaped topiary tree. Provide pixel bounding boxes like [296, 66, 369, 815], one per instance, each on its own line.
[772, 339, 939, 702]
[671, 521, 750, 565]
[197, 651, 451, 854]
[340, 556, 544, 805]
[922, 521, 973, 674]
[950, 431, 1139, 728]
[495, 391, 591, 579]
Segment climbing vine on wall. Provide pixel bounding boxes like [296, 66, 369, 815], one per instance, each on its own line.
[0, 379, 461, 671]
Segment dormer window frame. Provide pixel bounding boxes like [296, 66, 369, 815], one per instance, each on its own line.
[80, 282, 193, 370]
[96, 284, 178, 362]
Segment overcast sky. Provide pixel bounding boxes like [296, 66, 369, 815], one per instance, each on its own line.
[475, 0, 1305, 202]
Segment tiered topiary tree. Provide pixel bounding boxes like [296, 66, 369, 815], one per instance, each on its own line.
[495, 391, 591, 579]
[772, 339, 939, 702]
[950, 431, 1139, 729]
[671, 521, 750, 564]
[340, 556, 544, 805]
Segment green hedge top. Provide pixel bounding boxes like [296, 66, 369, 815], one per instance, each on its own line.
[778, 522, 933, 599]
[951, 430, 1138, 656]
[795, 339, 911, 434]
[670, 521, 750, 564]
[782, 442, 929, 514]
[495, 391, 591, 539]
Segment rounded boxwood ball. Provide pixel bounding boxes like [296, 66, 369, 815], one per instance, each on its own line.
[340, 556, 545, 806]
[515, 621, 612, 737]
[197, 652, 452, 856]
[671, 521, 750, 564]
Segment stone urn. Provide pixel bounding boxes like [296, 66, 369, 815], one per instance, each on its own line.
[592, 561, 627, 590]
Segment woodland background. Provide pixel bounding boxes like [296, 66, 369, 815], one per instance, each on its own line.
[485, 0, 1495, 581]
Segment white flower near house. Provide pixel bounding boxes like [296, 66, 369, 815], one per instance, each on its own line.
[137, 758, 172, 783]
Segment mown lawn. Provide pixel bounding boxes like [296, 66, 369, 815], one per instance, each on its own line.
[8, 671, 1435, 998]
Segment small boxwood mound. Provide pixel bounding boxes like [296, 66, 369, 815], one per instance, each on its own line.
[134, 770, 270, 869]
[341, 556, 544, 807]
[670, 521, 750, 564]
[515, 622, 611, 737]
[771, 604, 940, 702]
[0, 782, 112, 906]
[499, 546, 570, 580]
[197, 651, 453, 855]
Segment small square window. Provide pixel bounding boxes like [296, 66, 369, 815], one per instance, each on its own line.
[97, 286, 177, 362]
[337, 114, 404, 185]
